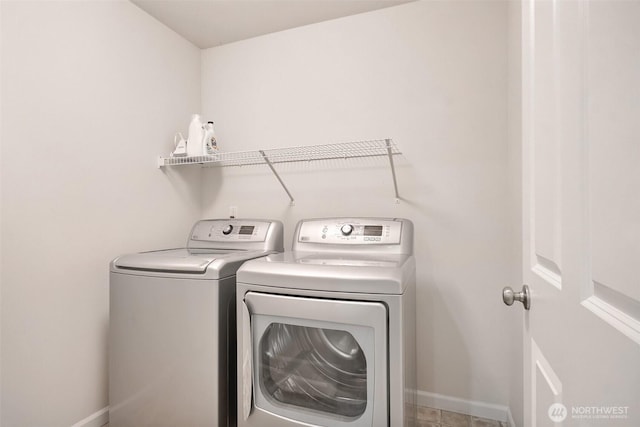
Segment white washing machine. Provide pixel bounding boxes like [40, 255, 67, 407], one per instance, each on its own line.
[236, 217, 416, 427]
[109, 219, 284, 427]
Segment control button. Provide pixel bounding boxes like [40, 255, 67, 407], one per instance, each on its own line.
[341, 224, 354, 236]
[222, 225, 234, 235]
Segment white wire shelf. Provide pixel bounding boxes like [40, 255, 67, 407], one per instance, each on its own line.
[158, 139, 402, 204]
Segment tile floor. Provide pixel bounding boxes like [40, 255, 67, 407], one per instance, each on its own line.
[417, 406, 508, 427]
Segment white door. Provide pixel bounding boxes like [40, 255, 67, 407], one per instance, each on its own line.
[519, 0, 640, 425]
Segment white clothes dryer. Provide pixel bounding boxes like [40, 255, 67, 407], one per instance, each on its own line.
[236, 217, 416, 427]
[109, 219, 283, 427]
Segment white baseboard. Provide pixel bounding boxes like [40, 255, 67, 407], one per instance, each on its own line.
[70, 406, 109, 427]
[507, 407, 516, 427]
[417, 390, 514, 426]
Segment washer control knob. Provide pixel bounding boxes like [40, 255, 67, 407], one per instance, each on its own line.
[222, 224, 234, 235]
[341, 224, 354, 236]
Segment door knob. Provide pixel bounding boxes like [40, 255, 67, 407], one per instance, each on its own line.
[502, 285, 531, 310]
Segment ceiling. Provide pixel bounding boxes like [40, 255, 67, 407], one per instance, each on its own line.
[132, 0, 413, 49]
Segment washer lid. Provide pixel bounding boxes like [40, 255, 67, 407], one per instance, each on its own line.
[113, 248, 232, 273]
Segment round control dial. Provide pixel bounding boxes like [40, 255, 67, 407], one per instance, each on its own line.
[222, 224, 234, 235]
[340, 224, 354, 236]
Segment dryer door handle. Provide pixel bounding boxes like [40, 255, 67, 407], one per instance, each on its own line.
[241, 300, 253, 420]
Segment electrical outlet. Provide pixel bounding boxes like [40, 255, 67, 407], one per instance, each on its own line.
[229, 206, 238, 218]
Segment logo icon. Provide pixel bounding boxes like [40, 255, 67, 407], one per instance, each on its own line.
[548, 403, 568, 422]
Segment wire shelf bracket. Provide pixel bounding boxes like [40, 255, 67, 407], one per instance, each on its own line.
[158, 138, 402, 205]
[259, 149, 295, 205]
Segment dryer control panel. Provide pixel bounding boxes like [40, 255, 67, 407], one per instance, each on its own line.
[297, 218, 403, 245]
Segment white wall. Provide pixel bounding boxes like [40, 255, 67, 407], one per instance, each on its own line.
[1, 1, 523, 423]
[201, 0, 515, 412]
[0, 1, 201, 426]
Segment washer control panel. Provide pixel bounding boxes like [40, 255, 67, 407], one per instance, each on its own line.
[190, 220, 270, 242]
[298, 218, 402, 245]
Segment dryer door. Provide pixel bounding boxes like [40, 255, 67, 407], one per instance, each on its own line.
[241, 292, 388, 427]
